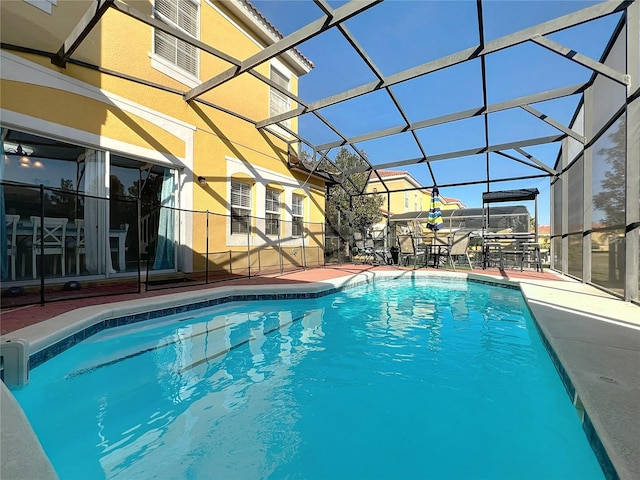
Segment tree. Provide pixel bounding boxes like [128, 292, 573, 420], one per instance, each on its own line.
[592, 116, 625, 227]
[46, 178, 75, 217]
[325, 147, 384, 238]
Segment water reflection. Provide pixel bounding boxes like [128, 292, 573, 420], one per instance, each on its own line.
[90, 306, 327, 479]
[13, 281, 588, 480]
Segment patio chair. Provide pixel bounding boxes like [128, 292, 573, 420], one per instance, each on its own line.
[520, 241, 543, 272]
[446, 231, 473, 270]
[110, 223, 130, 271]
[364, 233, 383, 265]
[29, 216, 68, 279]
[352, 231, 374, 264]
[73, 218, 86, 275]
[397, 234, 424, 267]
[429, 235, 450, 268]
[5, 214, 20, 280]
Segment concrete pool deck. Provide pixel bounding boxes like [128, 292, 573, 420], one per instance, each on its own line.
[1, 265, 639, 479]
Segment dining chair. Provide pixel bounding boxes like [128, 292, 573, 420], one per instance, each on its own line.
[397, 234, 424, 267]
[5, 214, 20, 280]
[447, 232, 473, 270]
[30, 216, 68, 279]
[430, 235, 450, 268]
[74, 218, 86, 275]
[110, 223, 129, 271]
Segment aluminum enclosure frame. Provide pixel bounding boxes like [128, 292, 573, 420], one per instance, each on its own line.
[10, 0, 638, 300]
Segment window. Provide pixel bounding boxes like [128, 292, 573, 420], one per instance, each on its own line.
[414, 194, 418, 211]
[24, 0, 56, 14]
[404, 192, 409, 209]
[292, 194, 304, 237]
[270, 67, 290, 127]
[154, 0, 199, 76]
[265, 188, 281, 236]
[231, 181, 251, 234]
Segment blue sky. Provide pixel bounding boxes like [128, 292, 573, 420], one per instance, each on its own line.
[250, 1, 622, 225]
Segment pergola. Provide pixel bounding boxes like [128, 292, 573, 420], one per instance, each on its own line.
[30, 0, 640, 300]
[47, 1, 628, 182]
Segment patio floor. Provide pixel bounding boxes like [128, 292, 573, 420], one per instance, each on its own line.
[0, 264, 562, 335]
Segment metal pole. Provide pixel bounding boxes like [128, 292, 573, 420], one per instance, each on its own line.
[534, 196, 539, 243]
[205, 210, 209, 284]
[625, 0, 640, 301]
[136, 198, 141, 294]
[301, 223, 307, 270]
[278, 220, 283, 275]
[144, 206, 152, 291]
[387, 191, 391, 251]
[322, 222, 327, 267]
[246, 220, 251, 277]
[39, 184, 45, 306]
[337, 209, 342, 264]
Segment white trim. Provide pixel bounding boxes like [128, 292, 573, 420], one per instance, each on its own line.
[24, 0, 55, 14]
[270, 58, 292, 81]
[369, 173, 424, 190]
[1, 50, 197, 272]
[149, 53, 200, 88]
[225, 156, 310, 246]
[291, 192, 305, 238]
[0, 51, 196, 134]
[204, 0, 311, 75]
[1, 110, 184, 167]
[152, 0, 201, 80]
[226, 156, 302, 187]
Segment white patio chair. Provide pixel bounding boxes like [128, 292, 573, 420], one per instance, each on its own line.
[30, 216, 68, 279]
[5, 214, 20, 280]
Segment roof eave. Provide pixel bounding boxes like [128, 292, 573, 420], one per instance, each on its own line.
[222, 0, 314, 76]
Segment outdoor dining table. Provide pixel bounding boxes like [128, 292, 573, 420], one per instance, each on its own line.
[481, 232, 540, 271]
[425, 243, 448, 268]
[15, 221, 128, 273]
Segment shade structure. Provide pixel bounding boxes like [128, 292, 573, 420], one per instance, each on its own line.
[482, 189, 539, 204]
[426, 186, 443, 231]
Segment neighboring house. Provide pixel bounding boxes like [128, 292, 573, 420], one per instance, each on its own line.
[0, 0, 322, 281]
[537, 225, 551, 244]
[367, 170, 431, 215]
[367, 169, 465, 215]
[441, 195, 465, 211]
[366, 169, 464, 243]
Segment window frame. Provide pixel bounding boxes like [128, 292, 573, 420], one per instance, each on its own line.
[270, 66, 291, 128]
[265, 188, 281, 237]
[153, 0, 200, 79]
[292, 194, 304, 237]
[230, 180, 252, 235]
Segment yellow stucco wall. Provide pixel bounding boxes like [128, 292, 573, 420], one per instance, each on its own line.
[1, 0, 322, 273]
[367, 178, 431, 214]
[1, 77, 185, 157]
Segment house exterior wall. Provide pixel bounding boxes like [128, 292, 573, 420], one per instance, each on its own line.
[367, 173, 462, 215]
[366, 176, 431, 215]
[1, 0, 322, 278]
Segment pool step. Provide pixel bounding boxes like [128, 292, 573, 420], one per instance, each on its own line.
[0, 338, 29, 386]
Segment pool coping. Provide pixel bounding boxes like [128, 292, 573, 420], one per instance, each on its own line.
[2, 269, 639, 480]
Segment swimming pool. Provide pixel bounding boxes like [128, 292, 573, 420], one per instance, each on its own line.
[12, 277, 604, 479]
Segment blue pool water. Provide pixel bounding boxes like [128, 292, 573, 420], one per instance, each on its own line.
[12, 278, 604, 479]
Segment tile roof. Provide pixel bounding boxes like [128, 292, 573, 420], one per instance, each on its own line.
[372, 169, 409, 177]
[242, 0, 314, 69]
